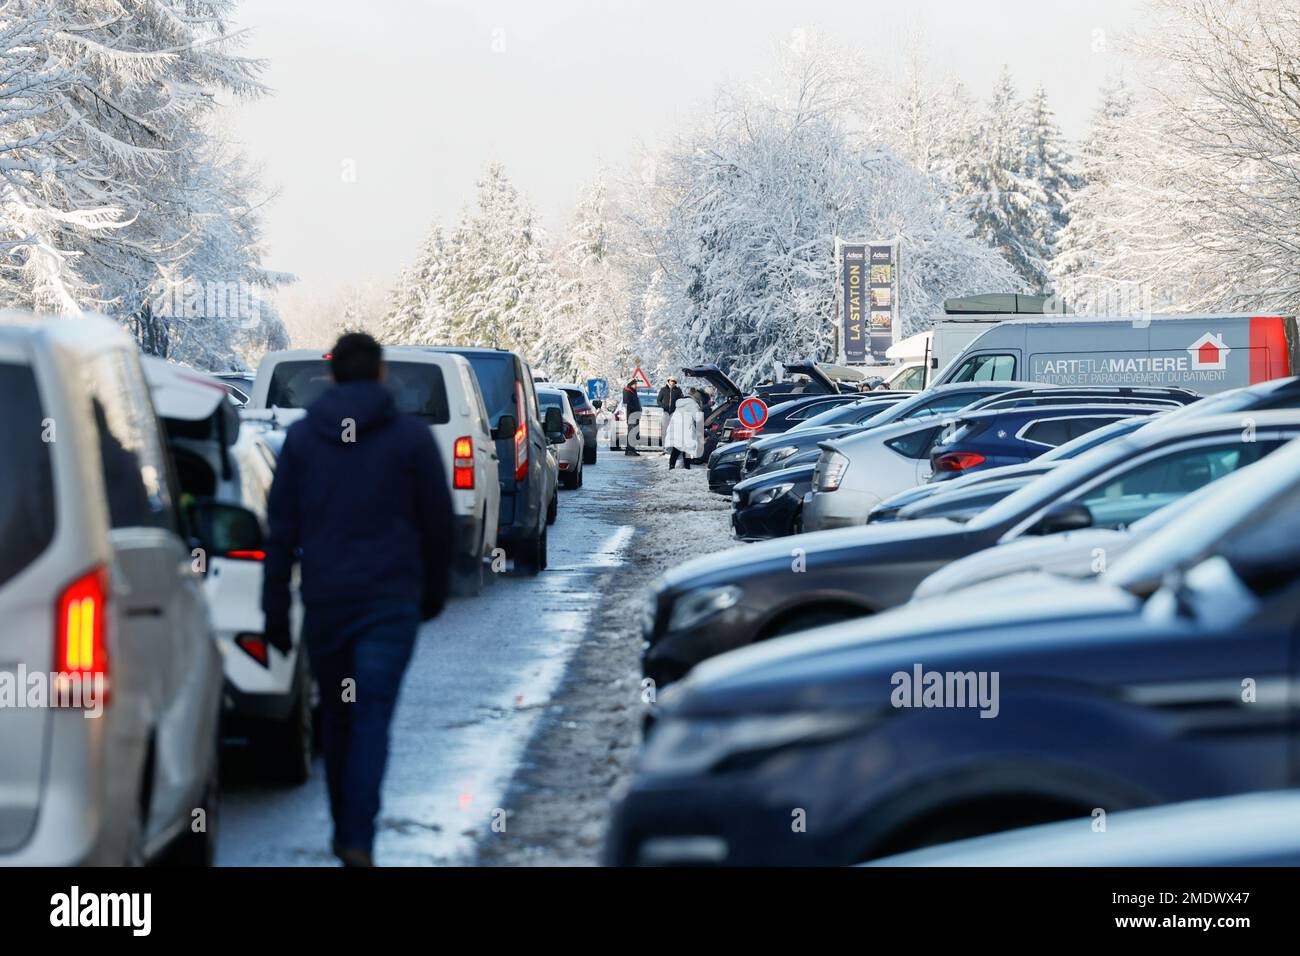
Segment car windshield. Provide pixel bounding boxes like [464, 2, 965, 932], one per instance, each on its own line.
[970, 436, 1140, 530]
[455, 353, 516, 425]
[266, 359, 450, 423]
[793, 398, 899, 431]
[1041, 417, 1150, 460]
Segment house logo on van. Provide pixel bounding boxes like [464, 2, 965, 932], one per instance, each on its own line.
[1188, 332, 1231, 371]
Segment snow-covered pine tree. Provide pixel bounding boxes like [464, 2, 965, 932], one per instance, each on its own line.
[1050, 79, 1136, 308]
[1023, 85, 1079, 273]
[951, 67, 1046, 291]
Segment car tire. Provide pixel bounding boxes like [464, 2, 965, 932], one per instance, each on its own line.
[538, 523, 548, 570]
[560, 470, 576, 490]
[546, 491, 558, 525]
[254, 665, 313, 787]
[576, 463, 584, 488]
[452, 524, 487, 597]
[584, 444, 597, 465]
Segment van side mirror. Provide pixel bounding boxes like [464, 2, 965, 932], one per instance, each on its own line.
[186, 499, 264, 557]
[494, 414, 517, 440]
[1031, 501, 1094, 536]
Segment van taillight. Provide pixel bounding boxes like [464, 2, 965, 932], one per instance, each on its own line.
[225, 550, 266, 561]
[513, 381, 529, 481]
[934, 451, 986, 473]
[454, 435, 475, 489]
[55, 566, 109, 704]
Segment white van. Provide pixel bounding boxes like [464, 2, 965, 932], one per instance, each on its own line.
[0, 314, 224, 865]
[143, 359, 312, 784]
[932, 314, 1299, 394]
[249, 347, 500, 595]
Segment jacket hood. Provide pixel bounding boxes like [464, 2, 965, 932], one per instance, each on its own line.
[306, 380, 397, 442]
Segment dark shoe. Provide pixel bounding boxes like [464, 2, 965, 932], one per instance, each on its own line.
[624, 448, 640, 456]
[336, 846, 374, 867]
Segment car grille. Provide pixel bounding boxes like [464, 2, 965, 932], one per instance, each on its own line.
[743, 448, 761, 473]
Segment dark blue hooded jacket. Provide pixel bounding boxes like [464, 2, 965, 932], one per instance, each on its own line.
[261, 380, 453, 639]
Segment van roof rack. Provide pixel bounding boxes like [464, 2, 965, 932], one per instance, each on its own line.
[943, 294, 1061, 315]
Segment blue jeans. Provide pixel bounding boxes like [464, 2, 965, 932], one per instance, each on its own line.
[302, 600, 420, 856]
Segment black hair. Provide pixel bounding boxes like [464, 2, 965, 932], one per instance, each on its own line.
[330, 332, 383, 382]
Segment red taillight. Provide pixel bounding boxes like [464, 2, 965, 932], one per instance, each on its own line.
[454, 435, 475, 489]
[225, 549, 266, 561]
[575, 408, 595, 419]
[513, 382, 529, 481]
[733, 426, 757, 440]
[562, 422, 575, 439]
[934, 451, 986, 473]
[235, 633, 269, 668]
[55, 566, 109, 704]
[322, 352, 333, 359]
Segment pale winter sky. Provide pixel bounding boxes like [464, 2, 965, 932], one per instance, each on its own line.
[229, 0, 1142, 298]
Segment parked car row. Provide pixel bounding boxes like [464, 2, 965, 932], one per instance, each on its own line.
[612, 316, 1300, 864]
[0, 315, 591, 865]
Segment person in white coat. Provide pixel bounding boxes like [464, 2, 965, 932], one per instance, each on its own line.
[665, 389, 705, 470]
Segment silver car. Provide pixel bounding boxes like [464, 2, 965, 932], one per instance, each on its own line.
[803, 417, 946, 531]
[537, 386, 586, 489]
[0, 314, 224, 864]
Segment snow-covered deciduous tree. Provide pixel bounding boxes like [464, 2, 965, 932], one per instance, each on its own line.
[623, 60, 1020, 388]
[0, 0, 287, 367]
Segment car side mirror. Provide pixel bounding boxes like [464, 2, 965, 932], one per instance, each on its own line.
[544, 406, 564, 442]
[1032, 501, 1094, 536]
[186, 498, 264, 557]
[493, 414, 517, 440]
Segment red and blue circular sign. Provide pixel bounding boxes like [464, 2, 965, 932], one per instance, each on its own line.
[738, 396, 769, 430]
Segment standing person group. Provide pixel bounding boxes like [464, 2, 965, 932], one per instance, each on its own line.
[665, 387, 706, 469]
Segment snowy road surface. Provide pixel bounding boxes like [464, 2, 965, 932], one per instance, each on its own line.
[219, 454, 635, 866]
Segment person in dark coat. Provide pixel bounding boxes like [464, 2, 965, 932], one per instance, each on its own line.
[621, 378, 643, 456]
[657, 377, 683, 415]
[262, 332, 452, 867]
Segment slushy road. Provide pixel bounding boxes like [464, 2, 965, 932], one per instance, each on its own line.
[218, 454, 634, 865]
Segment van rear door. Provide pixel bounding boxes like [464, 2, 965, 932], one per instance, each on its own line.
[0, 355, 58, 852]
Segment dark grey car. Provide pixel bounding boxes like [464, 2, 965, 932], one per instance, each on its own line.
[641, 411, 1300, 687]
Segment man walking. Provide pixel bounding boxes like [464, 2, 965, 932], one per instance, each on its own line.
[621, 377, 643, 456]
[262, 332, 452, 867]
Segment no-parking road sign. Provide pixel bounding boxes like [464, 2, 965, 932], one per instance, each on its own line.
[737, 396, 769, 431]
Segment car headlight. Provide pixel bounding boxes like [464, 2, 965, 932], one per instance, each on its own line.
[815, 451, 851, 491]
[639, 711, 874, 776]
[667, 584, 742, 632]
[749, 482, 793, 505]
[762, 445, 799, 467]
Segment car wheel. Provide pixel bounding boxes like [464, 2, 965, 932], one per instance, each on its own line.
[584, 444, 597, 465]
[515, 527, 545, 576]
[451, 524, 487, 597]
[538, 523, 549, 570]
[560, 470, 576, 490]
[762, 607, 860, 640]
[546, 491, 558, 525]
[576, 463, 584, 488]
[254, 664, 313, 786]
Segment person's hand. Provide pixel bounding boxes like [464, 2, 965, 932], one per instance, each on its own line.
[265, 623, 293, 656]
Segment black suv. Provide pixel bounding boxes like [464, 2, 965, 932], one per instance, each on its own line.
[426, 347, 555, 573]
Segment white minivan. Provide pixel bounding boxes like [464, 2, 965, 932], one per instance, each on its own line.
[0, 314, 225, 865]
[249, 347, 500, 595]
[143, 359, 312, 784]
